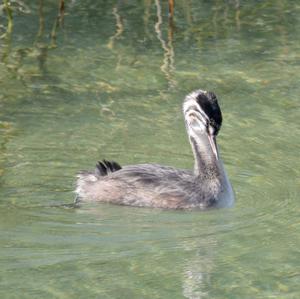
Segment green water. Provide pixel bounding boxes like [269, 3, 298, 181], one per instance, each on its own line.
[0, 1, 299, 298]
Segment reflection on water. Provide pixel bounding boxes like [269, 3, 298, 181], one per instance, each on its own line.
[154, 0, 176, 89]
[182, 238, 215, 299]
[0, 1, 300, 298]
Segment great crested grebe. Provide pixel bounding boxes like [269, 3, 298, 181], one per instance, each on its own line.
[75, 89, 234, 209]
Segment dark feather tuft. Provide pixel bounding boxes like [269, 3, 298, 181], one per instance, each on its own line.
[196, 91, 222, 135]
[95, 159, 122, 176]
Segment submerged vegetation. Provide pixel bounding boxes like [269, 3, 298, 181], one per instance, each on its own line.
[0, 0, 298, 98]
[1, 0, 31, 37]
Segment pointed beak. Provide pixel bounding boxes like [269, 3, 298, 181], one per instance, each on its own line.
[207, 134, 219, 160]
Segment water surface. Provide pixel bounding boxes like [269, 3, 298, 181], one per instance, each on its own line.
[0, 1, 299, 298]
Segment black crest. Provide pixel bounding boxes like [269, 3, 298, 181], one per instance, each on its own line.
[196, 91, 222, 134]
[96, 159, 122, 176]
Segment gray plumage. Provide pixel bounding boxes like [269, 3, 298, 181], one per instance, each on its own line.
[75, 89, 234, 210]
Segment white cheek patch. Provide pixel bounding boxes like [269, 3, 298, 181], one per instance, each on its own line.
[183, 94, 209, 135]
[186, 113, 206, 134]
[191, 118, 205, 131]
[182, 100, 192, 114]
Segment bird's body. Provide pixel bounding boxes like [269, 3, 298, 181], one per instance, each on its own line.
[75, 90, 234, 210]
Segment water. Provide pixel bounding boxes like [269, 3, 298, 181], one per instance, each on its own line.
[0, 1, 299, 298]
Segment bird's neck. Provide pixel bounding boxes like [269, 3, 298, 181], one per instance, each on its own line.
[189, 134, 221, 180]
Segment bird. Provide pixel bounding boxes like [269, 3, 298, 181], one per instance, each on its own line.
[75, 89, 234, 210]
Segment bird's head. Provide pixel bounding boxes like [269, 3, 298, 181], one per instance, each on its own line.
[183, 89, 222, 159]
